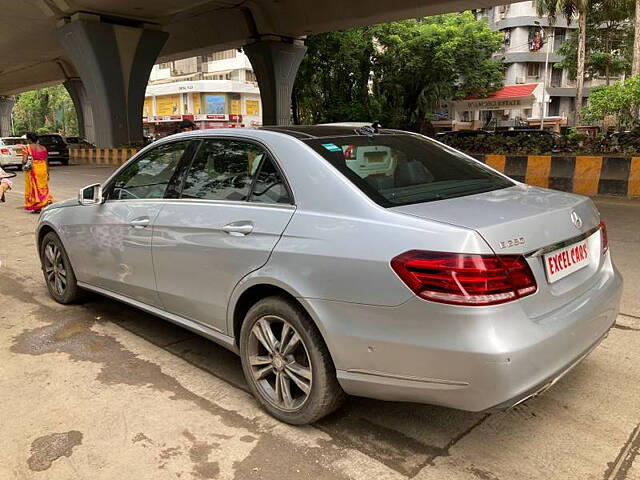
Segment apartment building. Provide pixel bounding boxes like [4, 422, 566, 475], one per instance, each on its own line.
[143, 49, 261, 138]
[448, 1, 614, 131]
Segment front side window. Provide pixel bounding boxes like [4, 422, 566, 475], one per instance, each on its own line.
[108, 141, 191, 200]
[305, 134, 513, 207]
[181, 139, 285, 202]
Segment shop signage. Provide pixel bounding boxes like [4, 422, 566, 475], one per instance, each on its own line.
[193, 114, 243, 122]
[456, 98, 532, 111]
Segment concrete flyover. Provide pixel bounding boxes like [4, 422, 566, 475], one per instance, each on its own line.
[0, 0, 517, 146]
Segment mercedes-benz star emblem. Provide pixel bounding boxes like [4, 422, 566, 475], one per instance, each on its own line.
[571, 211, 583, 229]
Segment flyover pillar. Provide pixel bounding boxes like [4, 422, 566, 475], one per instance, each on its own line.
[0, 96, 15, 137]
[63, 78, 95, 144]
[244, 38, 307, 126]
[56, 16, 168, 147]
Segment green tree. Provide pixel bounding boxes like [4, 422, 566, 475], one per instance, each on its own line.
[12, 85, 78, 136]
[556, 0, 634, 84]
[582, 74, 640, 126]
[370, 13, 504, 132]
[537, 0, 590, 124]
[292, 28, 376, 125]
[292, 12, 504, 131]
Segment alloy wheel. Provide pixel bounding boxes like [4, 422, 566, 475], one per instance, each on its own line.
[43, 242, 67, 297]
[247, 315, 313, 411]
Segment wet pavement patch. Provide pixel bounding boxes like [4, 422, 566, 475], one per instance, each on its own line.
[8, 291, 266, 437]
[27, 431, 83, 471]
[317, 410, 445, 477]
[183, 430, 221, 479]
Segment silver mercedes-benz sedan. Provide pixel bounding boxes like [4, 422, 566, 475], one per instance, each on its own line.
[36, 125, 622, 424]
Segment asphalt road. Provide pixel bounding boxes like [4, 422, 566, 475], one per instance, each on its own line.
[1, 165, 639, 480]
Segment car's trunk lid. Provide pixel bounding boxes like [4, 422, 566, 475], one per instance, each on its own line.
[391, 184, 605, 318]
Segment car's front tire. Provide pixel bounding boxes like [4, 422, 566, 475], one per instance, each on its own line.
[40, 231, 82, 304]
[239, 296, 345, 424]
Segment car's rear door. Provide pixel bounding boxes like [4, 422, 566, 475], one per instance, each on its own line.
[151, 137, 295, 333]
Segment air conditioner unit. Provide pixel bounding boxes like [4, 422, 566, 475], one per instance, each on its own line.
[516, 76, 526, 84]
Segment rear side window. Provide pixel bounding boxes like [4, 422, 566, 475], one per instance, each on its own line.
[305, 134, 513, 207]
[181, 139, 262, 201]
[2, 138, 24, 146]
[180, 138, 291, 204]
[38, 135, 65, 146]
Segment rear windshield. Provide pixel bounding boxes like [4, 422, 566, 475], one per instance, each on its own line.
[304, 134, 514, 207]
[1, 138, 24, 146]
[38, 135, 65, 146]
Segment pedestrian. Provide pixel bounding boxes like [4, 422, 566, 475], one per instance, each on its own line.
[177, 119, 197, 133]
[0, 166, 14, 203]
[23, 132, 54, 213]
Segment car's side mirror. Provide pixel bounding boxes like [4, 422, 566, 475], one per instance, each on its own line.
[78, 183, 103, 205]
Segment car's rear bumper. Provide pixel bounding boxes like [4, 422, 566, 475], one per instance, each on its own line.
[303, 254, 622, 411]
[0, 156, 22, 167]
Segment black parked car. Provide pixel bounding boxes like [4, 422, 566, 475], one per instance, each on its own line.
[38, 134, 69, 165]
[65, 136, 95, 149]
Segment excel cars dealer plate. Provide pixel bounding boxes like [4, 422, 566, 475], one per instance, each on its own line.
[544, 238, 590, 283]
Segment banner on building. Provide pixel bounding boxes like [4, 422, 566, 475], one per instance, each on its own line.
[246, 100, 260, 116]
[205, 95, 226, 115]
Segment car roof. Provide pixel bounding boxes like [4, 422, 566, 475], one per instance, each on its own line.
[258, 125, 405, 139]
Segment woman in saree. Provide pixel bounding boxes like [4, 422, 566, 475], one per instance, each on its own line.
[23, 132, 54, 212]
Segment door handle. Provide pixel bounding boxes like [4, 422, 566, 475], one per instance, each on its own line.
[222, 221, 254, 236]
[129, 217, 150, 229]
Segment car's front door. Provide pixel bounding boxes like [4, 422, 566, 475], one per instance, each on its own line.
[151, 137, 295, 333]
[65, 140, 196, 306]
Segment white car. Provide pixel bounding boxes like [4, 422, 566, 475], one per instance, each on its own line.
[0, 137, 25, 169]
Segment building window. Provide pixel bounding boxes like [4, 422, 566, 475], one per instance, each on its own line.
[157, 62, 172, 69]
[529, 28, 544, 51]
[503, 28, 511, 46]
[246, 70, 257, 83]
[527, 63, 540, 77]
[203, 49, 237, 62]
[554, 28, 566, 52]
[551, 67, 563, 87]
[548, 97, 560, 116]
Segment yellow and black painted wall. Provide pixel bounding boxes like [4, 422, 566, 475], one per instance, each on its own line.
[70, 148, 138, 167]
[477, 155, 640, 197]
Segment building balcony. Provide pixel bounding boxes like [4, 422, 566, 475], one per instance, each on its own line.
[495, 16, 576, 30]
[499, 51, 564, 64]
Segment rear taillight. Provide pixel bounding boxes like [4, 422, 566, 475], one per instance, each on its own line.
[599, 220, 608, 254]
[0, 148, 9, 155]
[391, 251, 537, 306]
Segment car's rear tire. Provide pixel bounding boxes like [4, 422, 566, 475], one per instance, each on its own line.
[239, 296, 346, 425]
[40, 231, 82, 304]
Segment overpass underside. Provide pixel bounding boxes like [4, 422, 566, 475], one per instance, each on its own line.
[0, 0, 515, 146]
